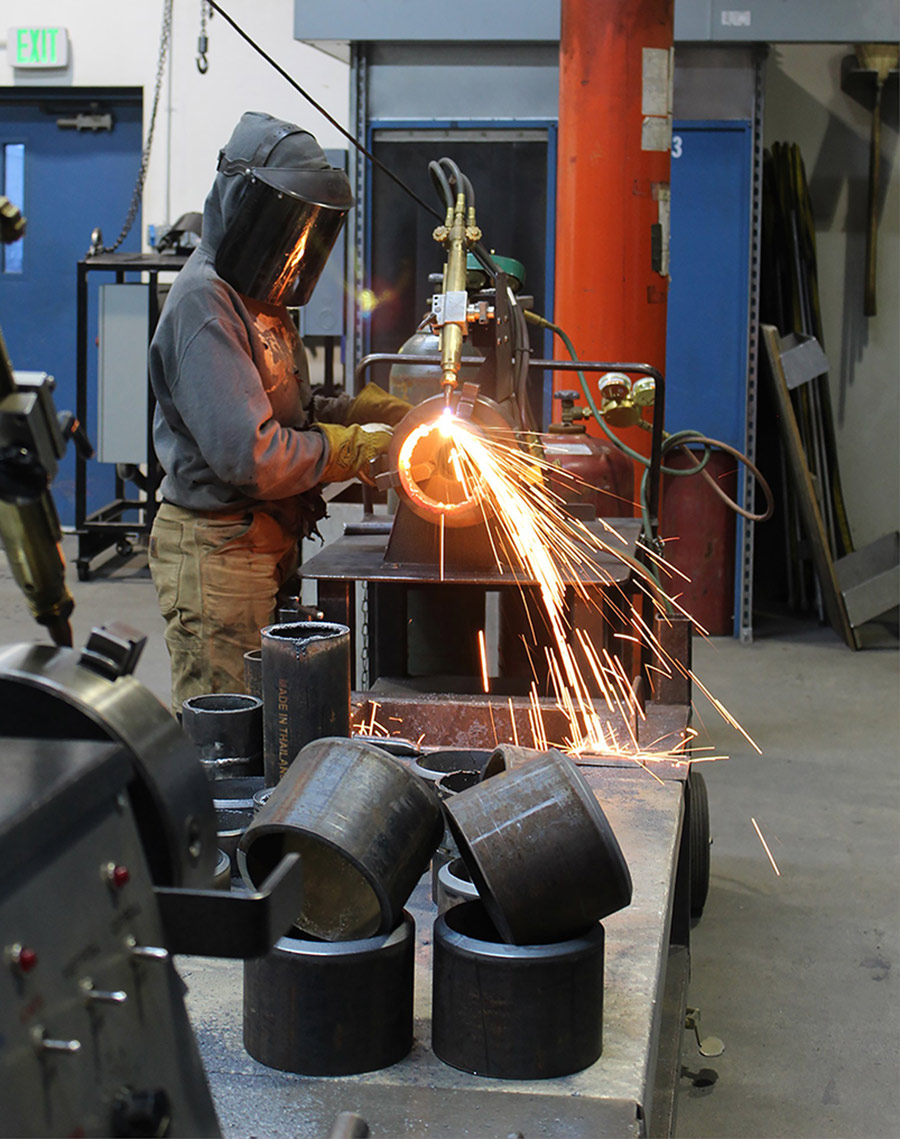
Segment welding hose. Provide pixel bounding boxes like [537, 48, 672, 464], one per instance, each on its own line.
[523, 312, 706, 475]
[429, 161, 454, 213]
[524, 310, 708, 542]
[525, 311, 774, 533]
[511, 289, 537, 434]
[656, 432, 775, 524]
[429, 159, 500, 284]
[430, 158, 475, 214]
[437, 157, 474, 211]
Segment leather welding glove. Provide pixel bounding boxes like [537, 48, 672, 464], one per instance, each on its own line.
[317, 421, 393, 484]
[345, 382, 412, 427]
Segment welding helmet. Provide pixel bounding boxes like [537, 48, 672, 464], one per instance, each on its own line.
[214, 114, 354, 307]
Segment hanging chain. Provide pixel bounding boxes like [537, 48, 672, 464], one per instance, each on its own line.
[197, 1, 211, 73]
[93, 0, 173, 255]
[360, 581, 370, 690]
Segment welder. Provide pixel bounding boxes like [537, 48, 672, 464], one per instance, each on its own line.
[148, 111, 409, 714]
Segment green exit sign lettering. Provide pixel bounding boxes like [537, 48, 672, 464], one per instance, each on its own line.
[8, 26, 69, 69]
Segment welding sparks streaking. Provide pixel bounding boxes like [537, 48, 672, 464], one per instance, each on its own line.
[508, 697, 520, 746]
[436, 415, 758, 765]
[477, 629, 490, 693]
[751, 817, 782, 876]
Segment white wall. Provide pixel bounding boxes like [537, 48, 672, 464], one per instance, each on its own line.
[765, 44, 899, 550]
[0, 0, 350, 239]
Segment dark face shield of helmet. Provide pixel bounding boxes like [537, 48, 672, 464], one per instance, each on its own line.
[215, 166, 353, 307]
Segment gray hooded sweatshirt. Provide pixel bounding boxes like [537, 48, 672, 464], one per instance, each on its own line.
[149, 113, 351, 523]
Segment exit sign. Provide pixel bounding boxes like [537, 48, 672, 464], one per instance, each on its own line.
[8, 27, 69, 69]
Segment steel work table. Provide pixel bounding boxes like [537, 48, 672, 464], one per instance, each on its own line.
[300, 520, 647, 688]
[180, 762, 690, 1138]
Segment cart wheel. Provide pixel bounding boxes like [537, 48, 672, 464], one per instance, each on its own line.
[116, 538, 133, 558]
[688, 770, 711, 919]
[76, 560, 91, 582]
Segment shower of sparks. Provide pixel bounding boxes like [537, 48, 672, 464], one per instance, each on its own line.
[477, 629, 490, 693]
[751, 817, 782, 876]
[421, 412, 760, 766]
[487, 700, 499, 746]
[508, 697, 520, 746]
[351, 704, 402, 739]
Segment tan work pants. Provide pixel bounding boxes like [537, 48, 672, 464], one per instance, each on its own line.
[149, 502, 299, 716]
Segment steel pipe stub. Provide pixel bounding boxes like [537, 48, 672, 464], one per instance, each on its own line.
[432, 901, 604, 1079]
[435, 857, 480, 914]
[213, 849, 232, 890]
[409, 748, 492, 784]
[181, 692, 264, 779]
[238, 737, 443, 941]
[244, 911, 415, 1075]
[444, 751, 632, 944]
[251, 786, 275, 815]
[436, 770, 480, 799]
[419, 753, 489, 898]
[242, 648, 262, 700]
[481, 743, 566, 780]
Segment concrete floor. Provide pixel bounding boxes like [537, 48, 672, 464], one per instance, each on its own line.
[0, 530, 897, 1138]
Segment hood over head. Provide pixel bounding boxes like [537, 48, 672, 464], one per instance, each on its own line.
[203, 111, 354, 307]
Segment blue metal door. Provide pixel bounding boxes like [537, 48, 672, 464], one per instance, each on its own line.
[665, 119, 754, 634]
[0, 94, 142, 526]
[666, 120, 752, 448]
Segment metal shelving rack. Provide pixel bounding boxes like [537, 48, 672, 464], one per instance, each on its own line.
[74, 251, 187, 581]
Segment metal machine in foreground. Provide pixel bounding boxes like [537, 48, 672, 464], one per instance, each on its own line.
[0, 626, 304, 1138]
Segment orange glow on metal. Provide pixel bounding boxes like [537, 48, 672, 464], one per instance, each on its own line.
[396, 418, 481, 522]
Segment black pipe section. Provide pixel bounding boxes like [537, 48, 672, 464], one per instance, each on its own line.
[181, 693, 263, 779]
[239, 737, 443, 941]
[244, 913, 415, 1076]
[432, 901, 605, 1079]
[242, 648, 262, 700]
[444, 751, 632, 945]
[260, 621, 351, 785]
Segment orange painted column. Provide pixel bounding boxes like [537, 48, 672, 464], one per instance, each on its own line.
[553, 0, 674, 512]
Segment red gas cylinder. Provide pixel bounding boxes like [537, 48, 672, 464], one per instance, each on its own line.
[660, 448, 737, 636]
[540, 392, 634, 519]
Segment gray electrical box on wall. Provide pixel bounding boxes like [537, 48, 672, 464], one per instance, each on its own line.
[97, 283, 149, 464]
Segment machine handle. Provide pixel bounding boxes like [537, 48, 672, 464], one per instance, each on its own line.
[79, 622, 147, 680]
[154, 852, 303, 958]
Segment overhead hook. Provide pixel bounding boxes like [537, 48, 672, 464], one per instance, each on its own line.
[196, 1, 211, 74]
